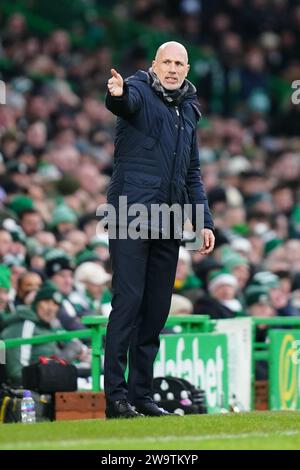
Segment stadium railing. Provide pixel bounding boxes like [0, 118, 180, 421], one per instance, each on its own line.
[4, 315, 300, 409]
[2, 314, 213, 392]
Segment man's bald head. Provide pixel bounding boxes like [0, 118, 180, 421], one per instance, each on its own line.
[155, 42, 189, 63]
[152, 42, 190, 90]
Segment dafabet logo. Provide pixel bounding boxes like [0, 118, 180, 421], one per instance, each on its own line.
[279, 334, 299, 410]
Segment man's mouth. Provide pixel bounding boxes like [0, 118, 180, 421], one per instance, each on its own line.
[165, 77, 177, 83]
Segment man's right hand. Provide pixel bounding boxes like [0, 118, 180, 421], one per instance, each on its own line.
[107, 68, 124, 97]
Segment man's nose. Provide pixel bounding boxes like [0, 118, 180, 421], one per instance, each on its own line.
[169, 62, 176, 73]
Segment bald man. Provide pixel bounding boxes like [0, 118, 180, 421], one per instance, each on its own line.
[104, 42, 214, 419]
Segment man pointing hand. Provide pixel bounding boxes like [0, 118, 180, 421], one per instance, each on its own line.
[104, 41, 214, 419]
[107, 68, 124, 97]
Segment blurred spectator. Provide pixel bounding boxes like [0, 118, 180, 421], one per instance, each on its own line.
[14, 271, 42, 307]
[174, 247, 203, 306]
[245, 283, 275, 324]
[169, 294, 193, 316]
[195, 268, 242, 319]
[74, 261, 112, 317]
[19, 209, 44, 237]
[0, 230, 13, 262]
[0, 281, 87, 385]
[252, 270, 300, 317]
[245, 282, 275, 379]
[89, 234, 110, 263]
[50, 204, 78, 237]
[0, 265, 14, 329]
[45, 250, 87, 331]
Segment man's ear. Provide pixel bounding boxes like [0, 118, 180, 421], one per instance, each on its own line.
[186, 64, 190, 77]
[152, 60, 156, 73]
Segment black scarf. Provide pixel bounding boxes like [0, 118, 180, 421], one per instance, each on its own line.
[147, 68, 197, 107]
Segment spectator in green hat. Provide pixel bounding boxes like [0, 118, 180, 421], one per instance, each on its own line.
[51, 204, 78, 236]
[222, 249, 250, 290]
[89, 234, 110, 263]
[221, 247, 251, 309]
[0, 280, 85, 385]
[245, 282, 276, 349]
[245, 283, 276, 380]
[25, 237, 46, 272]
[6, 195, 34, 217]
[245, 283, 274, 316]
[252, 271, 298, 317]
[31, 281, 63, 311]
[75, 249, 102, 266]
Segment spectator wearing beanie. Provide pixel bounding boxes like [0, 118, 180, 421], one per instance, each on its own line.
[0, 281, 63, 385]
[0, 229, 13, 263]
[221, 247, 251, 309]
[50, 204, 78, 237]
[89, 234, 110, 263]
[245, 283, 276, 380]
[169, 294, 193, 317]
[45, 249, 89, 331]
[74, 261, 112, 317]
[251, 271, 299, 317]
[194, 269, 243, 319]
[161, 294, 194, 335]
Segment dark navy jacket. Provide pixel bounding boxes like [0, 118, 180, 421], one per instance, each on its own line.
[105, 70, 214, 233]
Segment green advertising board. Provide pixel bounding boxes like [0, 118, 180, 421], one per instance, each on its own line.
[269, 329, 300, 410]
[154, 333, 228, 413]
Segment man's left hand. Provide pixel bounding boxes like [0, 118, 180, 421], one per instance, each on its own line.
[198, 228, 215, 255]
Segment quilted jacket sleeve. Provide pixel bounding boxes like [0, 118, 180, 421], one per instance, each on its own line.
[186, 131, 214, 232]
[105, 82, 142, 118]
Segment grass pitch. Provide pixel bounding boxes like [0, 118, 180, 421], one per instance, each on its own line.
[0, 411, 300, 450]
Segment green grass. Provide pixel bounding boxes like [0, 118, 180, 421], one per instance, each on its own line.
[1, 412, 300, 450]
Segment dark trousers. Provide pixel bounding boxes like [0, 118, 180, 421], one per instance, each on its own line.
[104, 236, 179, 404]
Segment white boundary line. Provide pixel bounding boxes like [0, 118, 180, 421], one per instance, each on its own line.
[1, 430, 300, 449]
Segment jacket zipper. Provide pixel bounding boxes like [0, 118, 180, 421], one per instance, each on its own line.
[174, 106, 181, 154]
[169, 106, 181, 204]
